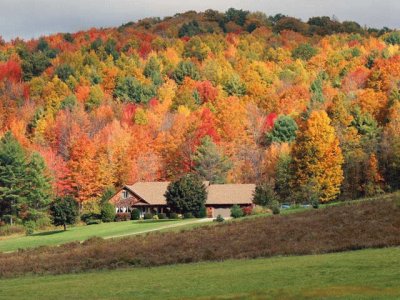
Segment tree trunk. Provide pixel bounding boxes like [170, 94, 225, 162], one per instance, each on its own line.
[63, 223, 67, 231]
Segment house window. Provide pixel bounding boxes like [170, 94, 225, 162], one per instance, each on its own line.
[122, 190, 128, 199]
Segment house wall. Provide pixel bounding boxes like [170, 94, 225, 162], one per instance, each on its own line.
[207, 204, 253, 218]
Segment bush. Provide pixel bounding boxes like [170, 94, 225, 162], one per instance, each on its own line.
[242, 206, 253, 216]
[157, 213, 167, 219]
[86, 219, 102, 225]
[183, 212, 194, 219]
[169, 212, 179, 219]
[81, 213, 101, 224]
[271, 201, 281, 215]
[230, 205, 244, 218]
[215, 215, 224, 222]
[24, 221, 36, 236]
[143, 213, 153, 220]
[197, 206, 207, 218]
[131, 209, 141, 220]
[101, 203, 116, 222]
[312, 200, 319, 209]
[115, 213, 131, 222]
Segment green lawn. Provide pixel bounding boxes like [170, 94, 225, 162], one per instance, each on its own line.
[0, 247, 399, 299]
[0, 219, 209, 252]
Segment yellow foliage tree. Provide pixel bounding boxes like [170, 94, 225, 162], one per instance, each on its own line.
[292, 110, 344, 202]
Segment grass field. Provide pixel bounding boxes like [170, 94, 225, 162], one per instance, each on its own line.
[0, 219, 210, 252]
[0, 247, 399, 299]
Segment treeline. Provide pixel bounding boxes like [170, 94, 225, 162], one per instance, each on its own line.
[131, 9, 394, 38]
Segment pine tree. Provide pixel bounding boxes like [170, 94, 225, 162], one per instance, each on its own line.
[292, 111, 344, 202]
[165, 174, 207, 216]
[0, 132, 27, 223]
[193, 136, 232, 183]
[25, 152, 53, 211]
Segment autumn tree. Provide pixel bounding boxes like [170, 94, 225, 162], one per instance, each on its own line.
[292, 111, 344, 202]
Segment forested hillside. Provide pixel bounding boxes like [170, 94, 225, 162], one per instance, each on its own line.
[0, 9, 399, 217]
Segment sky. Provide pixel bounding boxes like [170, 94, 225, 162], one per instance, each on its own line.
[1, 0, 399, 41]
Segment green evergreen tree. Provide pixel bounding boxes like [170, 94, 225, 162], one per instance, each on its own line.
[266, 115, 298, 144]
[252, 183, 278, 207]
[0, 132, 27, 223]
[165, 174, 207, 216]
[25, 152, 53, 212]
[172, 61, 200, 85]
[193, 136, 232, 183]
[50, 196, 79, 231]
[275, 154, 293, 202]
[223, 74, 246, 96]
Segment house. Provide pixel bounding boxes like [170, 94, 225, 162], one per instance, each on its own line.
[109, 182, 169, 216]
[110, 181, 255, 218]
[206, 184, 255, 218]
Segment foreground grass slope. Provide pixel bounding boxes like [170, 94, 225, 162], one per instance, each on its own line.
[1, 197, 399, 277]
[0, 248, 399, 300]
[0, 219, 208, 252]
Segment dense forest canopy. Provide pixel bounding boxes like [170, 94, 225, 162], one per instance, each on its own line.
[0, 9, 399, 220]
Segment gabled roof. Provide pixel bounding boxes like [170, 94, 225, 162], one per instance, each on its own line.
[206, 184, 255, 205]
[126, 182, 170, 205]
[115, 182, 255, 206]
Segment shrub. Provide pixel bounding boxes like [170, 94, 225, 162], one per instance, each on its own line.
[115, 213, 131, 222]
[183, 212, 194, 219]
[230, 205, 244, 218]
[24, 221, 36, 236]
[169, 212, 179, 219]
[143, 213, 153, 220]
[81, 213, 101, 224]
[101, 203, 116, 222]
[312, 200, 319, 209]
[86, 219, 102, 225]
[197, 206, 207, 218]
[242, 206, 253, 216]
[215, 214, 224, 222]
[157, 213, 167, 219]
[131, 209, 141, 220]
[271, 201, 281, 215]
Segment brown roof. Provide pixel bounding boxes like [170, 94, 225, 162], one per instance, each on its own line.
[126, 182, 170, 205]
[206, 184, 255, 205]
[118, 182, 255, 206]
